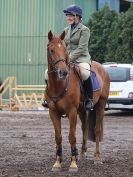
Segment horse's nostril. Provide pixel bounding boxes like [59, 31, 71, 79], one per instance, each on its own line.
[63, 70, 68, 76]
[59, 69, 68, 78]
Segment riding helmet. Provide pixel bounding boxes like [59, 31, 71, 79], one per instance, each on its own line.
[63, 4, 82, 18]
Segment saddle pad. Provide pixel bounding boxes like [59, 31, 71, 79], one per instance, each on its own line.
[90, 71, 100, 91]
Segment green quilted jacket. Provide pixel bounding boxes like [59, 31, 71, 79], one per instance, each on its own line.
[64, 23, 91, 64]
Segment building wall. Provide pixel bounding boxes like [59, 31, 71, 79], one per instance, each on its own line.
[0, 0, 120, 85]
[98, 0, 120, 12]
[75, 0, 97, 23]
[0, 0, 56, 84]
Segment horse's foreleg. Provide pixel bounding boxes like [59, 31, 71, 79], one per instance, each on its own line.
[49, 110, 62, 171]
[68, 108, 78, 172]
[94, 101, 105, 164]
[79, 110, 88, 158]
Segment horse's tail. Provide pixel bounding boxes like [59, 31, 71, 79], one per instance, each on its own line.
[87, 108, 103, 142]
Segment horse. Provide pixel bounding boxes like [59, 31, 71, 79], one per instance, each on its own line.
[45, 30, 110, 172]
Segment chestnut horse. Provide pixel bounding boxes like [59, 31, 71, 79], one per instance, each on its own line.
[45, 31, 110, 172]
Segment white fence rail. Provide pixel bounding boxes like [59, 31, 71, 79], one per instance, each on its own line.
[0, 77, 46, 111]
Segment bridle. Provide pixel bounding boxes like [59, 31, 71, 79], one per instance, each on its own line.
[46, 41, 70, 102]
[47, 43, 67, 73]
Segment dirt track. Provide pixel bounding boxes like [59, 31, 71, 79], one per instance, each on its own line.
[0, 110, 133, 177]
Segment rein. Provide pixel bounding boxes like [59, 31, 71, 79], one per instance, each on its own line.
[46, 75, 69, 102]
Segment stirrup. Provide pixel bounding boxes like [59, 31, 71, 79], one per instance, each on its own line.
[86, 99, 93, 110]
[42, 101, 48, 108]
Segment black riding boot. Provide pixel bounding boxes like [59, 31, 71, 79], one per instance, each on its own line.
[83, 77, 94, 110]
[42, 80, 48, 108]
[42, 100, 48, 108]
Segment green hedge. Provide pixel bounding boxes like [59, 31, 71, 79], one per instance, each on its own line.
[86, 4, 133, 64]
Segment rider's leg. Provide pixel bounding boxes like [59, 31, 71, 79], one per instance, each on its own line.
[42, 79, 48, 108]
[83, 77, 93, 110]
[78, 63, 93, 110]
[42, 69, 48, 108]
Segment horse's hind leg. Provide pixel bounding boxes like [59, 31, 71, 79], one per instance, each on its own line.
[79, 110, 88, 158]
[49, 110, 62, 171]
[94, 98, 106, 164]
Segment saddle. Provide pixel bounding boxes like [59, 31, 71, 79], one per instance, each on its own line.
[73, 65, 100, 94]
[90, 71, 100, 91]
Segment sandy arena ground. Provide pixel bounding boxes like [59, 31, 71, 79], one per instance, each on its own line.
[0, 110, 133, 177]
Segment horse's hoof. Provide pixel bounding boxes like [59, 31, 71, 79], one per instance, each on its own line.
[52, 160, 61, 172]
[69, 167, 78, 172]
[94, 159, 103, 165]
[51, 166, 61, 172]
[69, 158, 78, 172]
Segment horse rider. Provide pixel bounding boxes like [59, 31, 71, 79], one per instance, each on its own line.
[42, 4, 93, 110]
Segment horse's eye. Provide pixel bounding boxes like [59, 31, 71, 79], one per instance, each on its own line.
[51, 49, 54, 54]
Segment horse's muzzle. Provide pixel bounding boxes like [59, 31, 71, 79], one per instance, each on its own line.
[57, 69, 68, 80]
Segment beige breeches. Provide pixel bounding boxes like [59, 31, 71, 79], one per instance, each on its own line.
[44, 68, 48, 80]
[77, 62, 90, 80]
[44, 62, 90, 81]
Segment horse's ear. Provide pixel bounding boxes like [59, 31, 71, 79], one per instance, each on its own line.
[48, 30, 53, 41]
[60, 31, 65, 40]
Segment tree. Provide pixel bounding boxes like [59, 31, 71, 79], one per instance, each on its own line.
[106, 4, 133, 63]
[87, 5, 118, 63]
